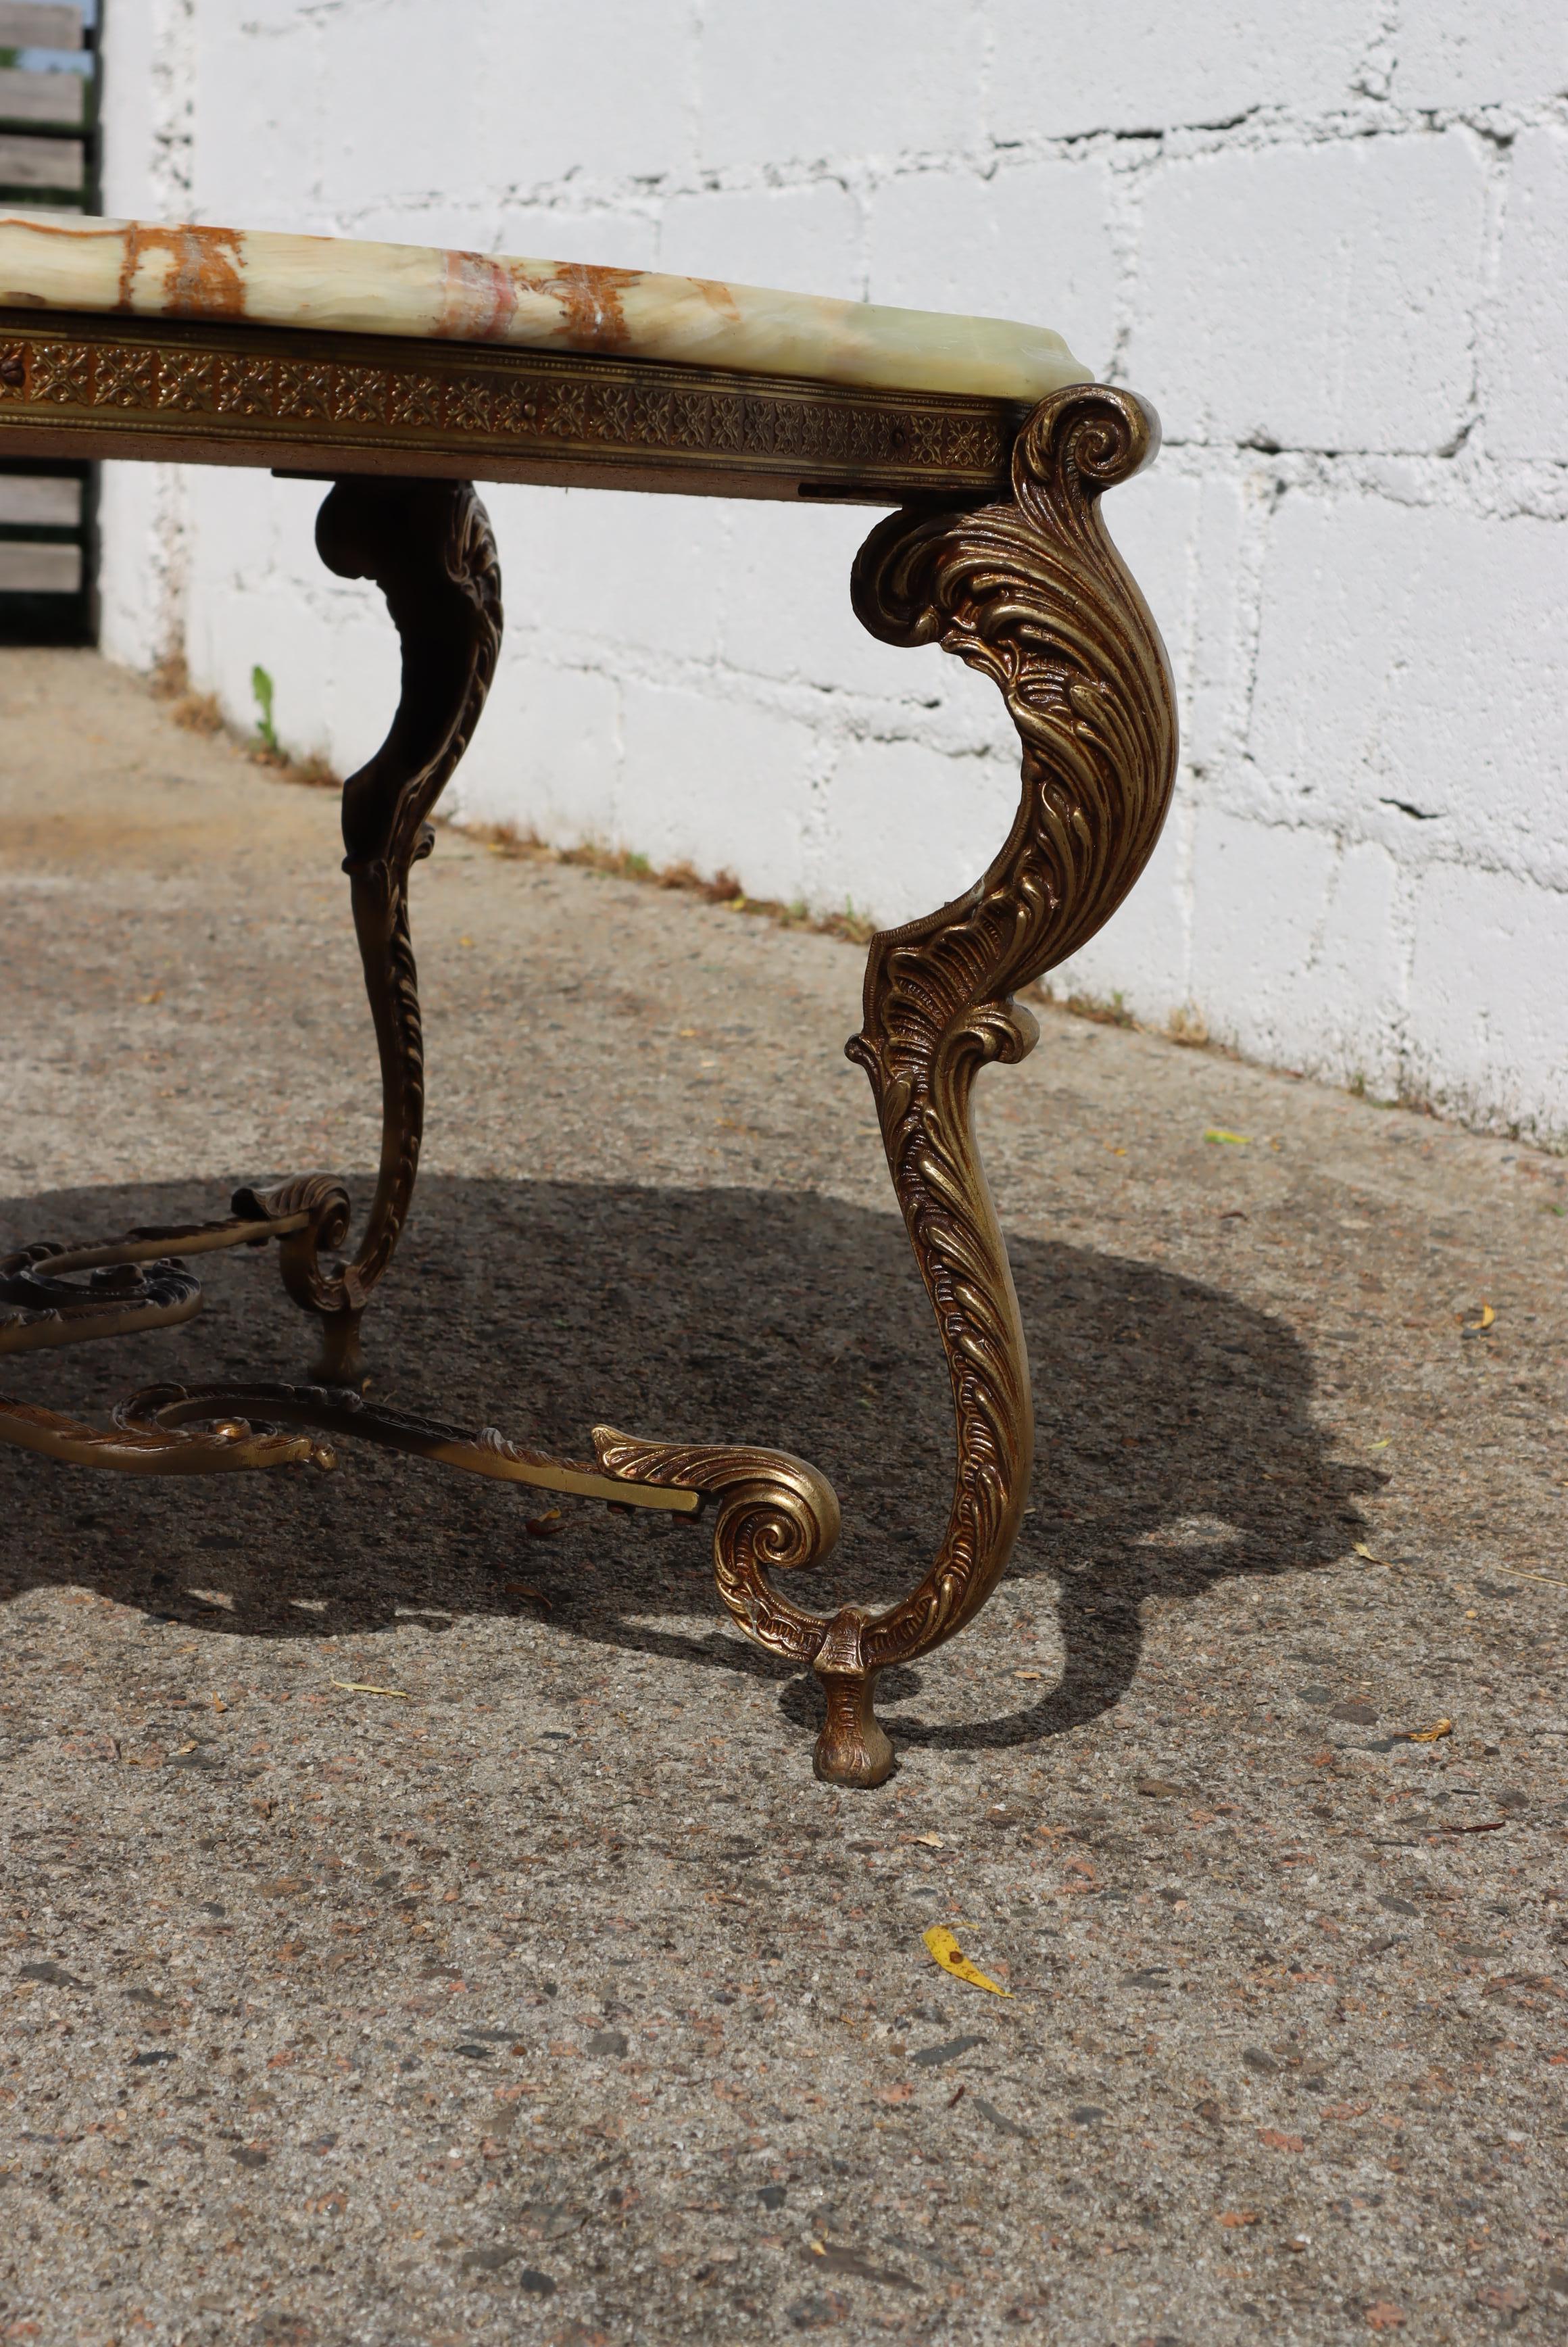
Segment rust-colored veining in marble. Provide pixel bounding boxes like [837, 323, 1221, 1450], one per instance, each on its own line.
[433, 249, 518, 342]
[116, 222, 246, 319]
[689, 275, 743, 323]
[509, 262, 645, 352]
[2, 214, 112, 240]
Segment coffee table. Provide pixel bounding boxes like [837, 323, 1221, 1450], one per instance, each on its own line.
[0, 214, 1177, 1785]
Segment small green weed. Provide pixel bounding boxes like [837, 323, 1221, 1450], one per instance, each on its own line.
[251, 663, 278, 754]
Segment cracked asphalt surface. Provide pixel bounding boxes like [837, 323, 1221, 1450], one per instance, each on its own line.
[1, 648, 1567, 2346]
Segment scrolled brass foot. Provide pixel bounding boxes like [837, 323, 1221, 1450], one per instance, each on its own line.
[812, 1608, 894, 1787]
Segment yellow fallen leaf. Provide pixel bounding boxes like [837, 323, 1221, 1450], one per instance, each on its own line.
[914, 1832, 945, 1848]
[1014, 1668, 1046, 1680]
[1204, 1129, 1250, 1146]
[923, 1925, 1010, 1997]
[1471, 1303, 1495, 1330]
[330, 1680, 411, 1699]
[1402, 1718, 1451, 1743]
[1354, 1541, 1388, 1566]
[1368, 1437, 1392, 1451]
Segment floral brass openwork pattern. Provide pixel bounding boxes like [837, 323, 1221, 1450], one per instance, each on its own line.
[0, 309, 1020, 503]
[0, 347, 1175, 1784]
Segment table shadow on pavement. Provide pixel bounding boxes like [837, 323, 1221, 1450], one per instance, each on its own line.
[1, 1176, 1371, 1758]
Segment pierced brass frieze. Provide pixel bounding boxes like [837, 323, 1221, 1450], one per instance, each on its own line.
[0, 310, 1021, 503]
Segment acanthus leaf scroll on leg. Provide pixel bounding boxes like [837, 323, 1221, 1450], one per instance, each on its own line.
[843, 381, 1177, 1700]
[269, 477, 503, 1384]
[599, 383, 1177, 1788]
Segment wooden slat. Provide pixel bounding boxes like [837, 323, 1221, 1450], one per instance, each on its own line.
[0, 471, 78, 523]
[0, 537, 79, 589]
[0, 4, 83, 49]
[0, 66, 83, 124]
[0, 132, 82, 187]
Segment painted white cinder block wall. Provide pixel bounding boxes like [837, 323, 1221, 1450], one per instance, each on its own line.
[95, 3, 1568, 1138]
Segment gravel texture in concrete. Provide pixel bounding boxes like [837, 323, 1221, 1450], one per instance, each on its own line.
[1, 649, 1566, 2346]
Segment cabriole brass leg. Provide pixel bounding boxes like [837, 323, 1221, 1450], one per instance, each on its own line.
[0, 475, 500, 1471]
[595, 383, 1178, 1784]
[0, 466, 714, 1521]
[259, 476, 503, 1386]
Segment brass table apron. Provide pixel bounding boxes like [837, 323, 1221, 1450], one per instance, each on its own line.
[0, 308, 1025, 504]
[0, 313, 1178, 1789]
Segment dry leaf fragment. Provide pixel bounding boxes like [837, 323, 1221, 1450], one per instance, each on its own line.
[1354, 1543, 1388, 1567]
[922, 1925, 1010, 1997]
[329, 1680, 411, 1699]
[1480, 1564, 1568, 1591]
[913, 1832, 944, 1848]
[1136, 1777, 1184, 1800]
[1400, 1718, 1451, 1744]
[502, 1582, 552, 1610]
[1217, 2209, 1260, 2228]
[1458, 1303, 1496, 1332]
[525, 1510, 565, 1539]
[1014, 1668, 1046, 1681]
[1204, 1129, 1250, 1146]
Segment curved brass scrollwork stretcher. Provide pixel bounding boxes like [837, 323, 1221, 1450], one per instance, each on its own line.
[1, 377, 1174, 1786]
